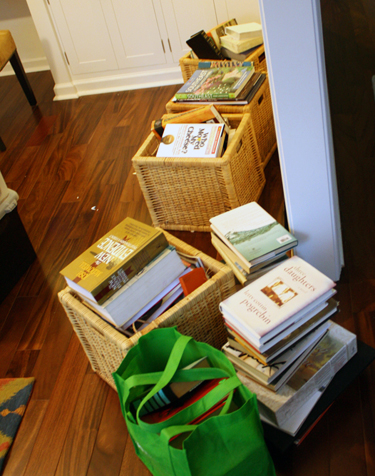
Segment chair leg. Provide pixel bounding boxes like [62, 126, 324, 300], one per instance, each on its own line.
[9, 50, 37, 107]
[0, 136, 6, 152]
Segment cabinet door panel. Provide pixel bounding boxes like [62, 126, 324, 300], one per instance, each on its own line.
[161, 0, 218, 63]
[109, 0, 167, 68]
[49, 0, 119, 75]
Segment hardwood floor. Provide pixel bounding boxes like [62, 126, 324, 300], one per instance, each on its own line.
[1, 1, 375, 473]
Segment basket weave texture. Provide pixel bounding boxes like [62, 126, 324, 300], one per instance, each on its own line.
[58, 230, 235, 391]
[179, 44, 267, 83]
[132, 114, 265, 232]
[166, 76, 277, 169]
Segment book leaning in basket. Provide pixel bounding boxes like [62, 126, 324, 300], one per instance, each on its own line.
[219, 254, 358, 436]
[60, 217, 208, 335]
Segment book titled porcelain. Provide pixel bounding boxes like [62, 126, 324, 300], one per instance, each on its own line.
[219, 256, 336, 346]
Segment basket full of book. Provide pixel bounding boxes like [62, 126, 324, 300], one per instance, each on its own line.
[133, 106, 265, 231]
[210, 202, 358, 443]
[179, 19, 267, 82]
[58, 217, 236, 389]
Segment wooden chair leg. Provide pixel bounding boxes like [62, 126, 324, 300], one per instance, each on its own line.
[0, 136, 6, 152]
[9, 50, 37, 106]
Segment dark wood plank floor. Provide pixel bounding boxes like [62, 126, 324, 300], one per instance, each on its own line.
[0, 0, 374, 472]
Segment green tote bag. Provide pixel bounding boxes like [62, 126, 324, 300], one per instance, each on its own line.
[113, 327, 276, 476]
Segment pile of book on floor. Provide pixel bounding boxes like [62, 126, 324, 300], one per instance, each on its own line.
[172, 62, 266, 107]
[152, 105, 237, 159]
[210, 202, 298, 285]
[186, 18, 263, 63]
[60, 217, 208, 336]
[219, 253, 357, 437]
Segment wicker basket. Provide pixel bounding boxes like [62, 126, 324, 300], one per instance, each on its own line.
[58, 230, 235, 391]
[166, 76, 277, 169]
[132, 114, 265, 232]
[179, 44, 267, 83]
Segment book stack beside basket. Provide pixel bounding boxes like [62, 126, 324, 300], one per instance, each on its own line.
[218, 254, 358, 437]
[210, 201, 298, 285]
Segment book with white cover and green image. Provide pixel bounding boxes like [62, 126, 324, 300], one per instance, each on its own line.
[210, 202, 298, 272]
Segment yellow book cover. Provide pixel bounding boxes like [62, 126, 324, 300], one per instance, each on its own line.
[60, 217, 168, 304]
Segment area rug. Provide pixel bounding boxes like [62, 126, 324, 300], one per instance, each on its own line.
[0, 378, 35, 473]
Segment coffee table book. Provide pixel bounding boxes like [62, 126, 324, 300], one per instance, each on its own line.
[227, 298, 339, 365]
[219, 255, 336, 349]
[237, 320, 357, 427]
[174, 65, 255, 101]
[210, 201, 298, 273]
[60, 217, 168, 305]
[222, 321, 329, 391]
[75, 246, 186, 328]
[156, 123, 226, 159]
[261, 340, 375, 456]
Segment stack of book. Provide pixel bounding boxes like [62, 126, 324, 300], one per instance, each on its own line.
[219, 254, 357, 436]
[210, 202, 298, 285]
[60, 217, 206, 335]
[220, 22, 264, 61]
[173, 64, 266, 107]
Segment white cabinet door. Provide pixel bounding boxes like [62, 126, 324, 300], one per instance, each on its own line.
[106, 0, 167, 69]
[48, 0, 119, 75]
[214, 0, 261, 25]
[160, 0, 218, 63]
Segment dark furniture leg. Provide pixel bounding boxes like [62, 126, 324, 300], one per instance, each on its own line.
[9, 50, 37, 106]
[0, 136, 5, 152]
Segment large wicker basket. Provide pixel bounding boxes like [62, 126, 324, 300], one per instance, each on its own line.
[179, 44, 267, 83]
[58, 230, 235, 391]
[132, 114, 265, 232]
[166, 76, 277, 169]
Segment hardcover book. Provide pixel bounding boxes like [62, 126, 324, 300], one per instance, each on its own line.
[156, 123, 226, 158]
[227, 298, 339, 364]
[237, 321, 357, 426]
[224, 22, 263, 41]
[174, 65, 255, 100]
[220, 35, 263, 54]
[206, 18, 238, 48]
[76, 246, 186, 327]
[60, 217, 168, 305]
[222, 321, 329, 391]
[186, 30, 225, 60]
[219, 255, 336, 348]
[210, 201, 298, 272]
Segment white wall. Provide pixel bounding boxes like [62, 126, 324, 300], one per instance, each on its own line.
[259, 0, 343, 280]
[0, 0, 49, 75]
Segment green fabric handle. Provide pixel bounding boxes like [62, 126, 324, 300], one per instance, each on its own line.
[125, 367, 229, 390]
[137, 375, 241, 434]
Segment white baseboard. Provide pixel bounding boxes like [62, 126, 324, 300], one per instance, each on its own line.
[65, 66, 184, 100]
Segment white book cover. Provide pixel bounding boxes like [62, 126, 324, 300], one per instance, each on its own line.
[220, 255, 336, 346]
[224, 22, 263, 41]
[210, 202, 298, 271]
[237, 321, 357, 426]
[156, 123, 226, 158]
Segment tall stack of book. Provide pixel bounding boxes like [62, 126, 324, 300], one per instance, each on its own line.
[210, 202, 298, 285]
[60, 218, 205, 336]
[219, 255, 357, 436]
